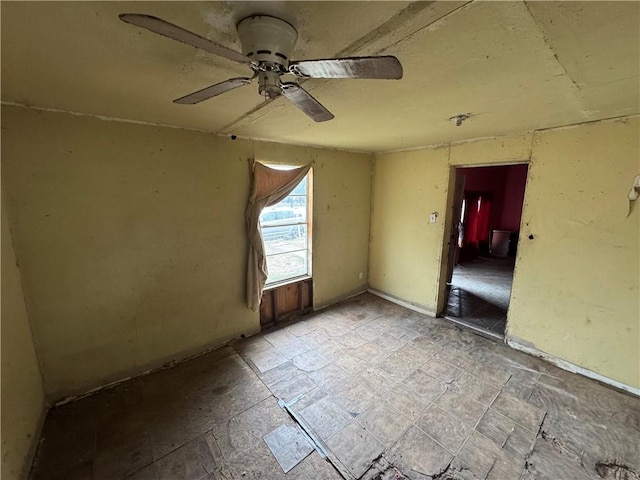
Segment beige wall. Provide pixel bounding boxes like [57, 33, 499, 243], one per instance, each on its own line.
[370, 116, 639, 389]
[1, 200, 47, 479]
[369, 146, 450, 313]
[253, 142, 371, 309]
[507, 118, 639, 388]
[1, 105, 372, 399]
[4, 101, 637, 400]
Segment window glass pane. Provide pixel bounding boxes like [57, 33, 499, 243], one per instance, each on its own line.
[264, 198, 307, 223]
[260, 206, 300, 224]
[290, 180, 307, 196]
[263, 225, 307, 255]
[293, 197, 307, 222]
[265, 251, 308, 284]
[259, 172, 310, 286]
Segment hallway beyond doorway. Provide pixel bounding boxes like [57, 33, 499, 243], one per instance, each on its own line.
[444, 256, 515, 336]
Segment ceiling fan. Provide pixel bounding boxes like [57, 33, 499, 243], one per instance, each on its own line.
[119, 13, 403, 122]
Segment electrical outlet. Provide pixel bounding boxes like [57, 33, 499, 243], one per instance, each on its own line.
[358, 272, 363, 280]
[429, 213, 438, 223]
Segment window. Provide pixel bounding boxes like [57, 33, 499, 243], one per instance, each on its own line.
[260, 171, 311, 285]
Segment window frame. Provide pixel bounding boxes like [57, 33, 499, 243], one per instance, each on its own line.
[260, 167, 313, 288]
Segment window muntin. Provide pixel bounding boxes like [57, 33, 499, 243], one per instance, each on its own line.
[260, 173, 311, 286]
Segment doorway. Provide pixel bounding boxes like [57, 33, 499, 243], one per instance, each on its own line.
[439, 164, 528, 338]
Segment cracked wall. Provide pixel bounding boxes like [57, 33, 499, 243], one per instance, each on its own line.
[507, 116, 640, 389]
[369, 116, 640, 390]
[1, 105, 372, 400]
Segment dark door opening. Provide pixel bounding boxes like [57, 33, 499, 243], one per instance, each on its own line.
[441, 164, 528, 337]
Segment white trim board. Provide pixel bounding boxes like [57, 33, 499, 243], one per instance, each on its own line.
[314, 288, 368, 312]
[443, 315, 504, 341]
[52, 332, 254, 406]
[507, 337, 640, 397]
[367, 288, 437, 317]
[368, 288, 639, 397]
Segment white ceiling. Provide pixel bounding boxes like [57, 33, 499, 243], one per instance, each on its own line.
[2, 1, 638, 152]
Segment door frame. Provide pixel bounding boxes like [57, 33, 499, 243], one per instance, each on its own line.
[435, 161, 531, 337]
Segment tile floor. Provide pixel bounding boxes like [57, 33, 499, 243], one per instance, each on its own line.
[445, 256, 516, 335]
[30, 293, 639, 480]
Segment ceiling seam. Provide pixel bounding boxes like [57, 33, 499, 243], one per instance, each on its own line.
[0, 102, 212, 134]
[333, 1, 441, 58]
[375, 113, 639, 155]
[373, 0, 475, 56]
[531, 113, 639, 134]
[0, 101, 374, 154]
[218, 98, 281, 134]
[4, 107, 637, 157]
[522, 0, 581, 90]
[218, 1, 451, 135]
[233, 132, 372, 155]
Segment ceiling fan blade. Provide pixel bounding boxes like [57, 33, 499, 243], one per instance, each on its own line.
[119, 14, 253, 65]
[281, 83, 334, 122]
[289, 56, 403, 79]
[173, 78, 252, 104]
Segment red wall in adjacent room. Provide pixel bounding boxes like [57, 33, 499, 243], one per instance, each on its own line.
[501, 164, 528, 231]
[459, 163, 528, 233]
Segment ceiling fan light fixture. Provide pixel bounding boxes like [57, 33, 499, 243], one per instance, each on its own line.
[258, 71, 282, 99]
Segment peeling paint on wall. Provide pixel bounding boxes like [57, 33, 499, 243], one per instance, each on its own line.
[1, 105, 373, 399]
[370, 116, 640, 390]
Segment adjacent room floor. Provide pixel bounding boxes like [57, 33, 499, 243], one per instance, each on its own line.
[445, 256, 516, 336]
[30, 293, 639, 480]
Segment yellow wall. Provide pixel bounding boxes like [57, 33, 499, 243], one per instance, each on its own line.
[4, 102, 637, 400]
[1, 105, 371, 399]
[370, 117, 640, 389]
[253, 142, 371, 309]
[1, 200, 47, 479]
[369, 146, 450, 314]
[508, 118, 639, 388]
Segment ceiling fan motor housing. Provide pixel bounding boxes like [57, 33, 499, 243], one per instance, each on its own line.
[237, 15, 297, 98]
[237, 15, 297, 67]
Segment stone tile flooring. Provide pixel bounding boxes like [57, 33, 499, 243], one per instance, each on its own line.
[445, 256, 516, 335]
[30, 293, 639, 480]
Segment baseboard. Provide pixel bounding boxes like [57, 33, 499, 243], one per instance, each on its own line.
[367, 288, 437, 317]
[367, 288, 639, 397]
[51, 286, 372, 405]
[443, 315, 504, 341]
[314, 287, 368, 311]
[53, 327, 260, 406]
[507, 336, 640, 397]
